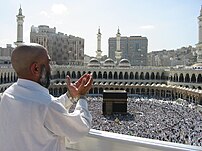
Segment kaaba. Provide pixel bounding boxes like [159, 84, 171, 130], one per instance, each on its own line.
[102, 90, 127, 115]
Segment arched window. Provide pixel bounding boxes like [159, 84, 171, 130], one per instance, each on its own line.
[156, 72, 160, 80]
[131, 88, 135, 94]
[103, 71, 107, 79]
[174, 73, 178, 82]
[77, 71, 81, 79]
[161, 72, 166, 80]
[4, 73, 7, 83]
[114, 72, 118, 79]
[10, 72, 13, 82]
[179, 73, 184, 82]
[129, 72, 134, 79]
[151, 72, 155, 80]
[145, 72, 149, 80]
[98, 71, 102, 79]
[140, 72, 144, 80]
[119, 72, 123, 79]
[0, 73, 3, 84]
[93, 71, 97, 79]
[136, 88, 140, 94]
[185, 73, 190, 83]
[94, 88, 98, 94]
[197, 74, 202, 83]
[108, 71, 113, 79]
[141, 88, 145, 95]
[191, 74, 196, 83]
[124, 72, 128, 79]
[71, 71, 76, 79]
[135, 72, 139, 79]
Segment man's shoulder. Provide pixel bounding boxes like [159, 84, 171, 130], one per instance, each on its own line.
[3, 82, 52, 106]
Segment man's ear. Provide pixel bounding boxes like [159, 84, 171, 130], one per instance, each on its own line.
[30, 63, 40, 76]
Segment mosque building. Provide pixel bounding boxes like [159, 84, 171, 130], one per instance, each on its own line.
[0, 6, 201, 106]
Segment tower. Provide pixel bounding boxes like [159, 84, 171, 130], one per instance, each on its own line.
[14, 6, 25, 46]
[196, 6, 202, 63]
[115, 27, 122, 62]
[96, 27, 102, 60]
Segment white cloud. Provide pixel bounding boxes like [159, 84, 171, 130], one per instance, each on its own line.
[0, 39, 11, 47]
[40, 10, 50, 18]
[140, 25, 155, 29]
[51, 4, 68, 15]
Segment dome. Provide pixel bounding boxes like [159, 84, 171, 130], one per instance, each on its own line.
[88, 58, 100, 67]
[103, 58, 115, 67]
[192, 63, 202, 67]
[118, 59, 131, 67]
[99, 82, 103, 85]
[192, 63, 202, 70]
[156, 84, 161, 87]
[120, 83, 124, 86]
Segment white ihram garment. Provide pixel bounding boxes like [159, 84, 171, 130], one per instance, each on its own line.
[0, 79, 92, 151]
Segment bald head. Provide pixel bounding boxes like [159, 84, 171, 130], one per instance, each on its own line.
[11, 43, 48, 79]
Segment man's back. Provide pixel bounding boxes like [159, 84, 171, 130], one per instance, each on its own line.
[0, 79, 66, 151]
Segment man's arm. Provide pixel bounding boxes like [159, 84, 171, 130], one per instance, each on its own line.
[44, 96, 92, 143]
[54, 94, 73, 110]
[44, 74, 93, 142]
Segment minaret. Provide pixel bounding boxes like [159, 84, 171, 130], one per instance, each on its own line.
[196, 6, 202, 63]
[14, 6, 25, 46]
[115, 27, 122, 62]
[96, 27, 102, 60]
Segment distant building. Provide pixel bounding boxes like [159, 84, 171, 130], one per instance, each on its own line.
[30, 25, 84, 65]
[108, 29, 148, 66]
[0, 44, 14, 57]
[84, 54, 91, 66]
[147, 46, 197, 66]
[14, 6, 25, 46]
[0, 44, 14, 65]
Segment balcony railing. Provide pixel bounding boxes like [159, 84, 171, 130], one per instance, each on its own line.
[66, 129, 201, 151]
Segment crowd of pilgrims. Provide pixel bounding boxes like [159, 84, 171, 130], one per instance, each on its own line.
[82, 96, 202, 146]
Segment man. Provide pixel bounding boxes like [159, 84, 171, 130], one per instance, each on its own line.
[0, 43, 93, 151]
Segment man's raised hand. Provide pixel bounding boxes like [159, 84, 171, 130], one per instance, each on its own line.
[66, 74, 93, 99]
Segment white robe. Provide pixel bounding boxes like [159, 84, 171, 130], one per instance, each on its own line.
[0, 79, 92, 151]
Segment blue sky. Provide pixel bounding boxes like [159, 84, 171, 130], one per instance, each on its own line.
[0, 0, 201, 56]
